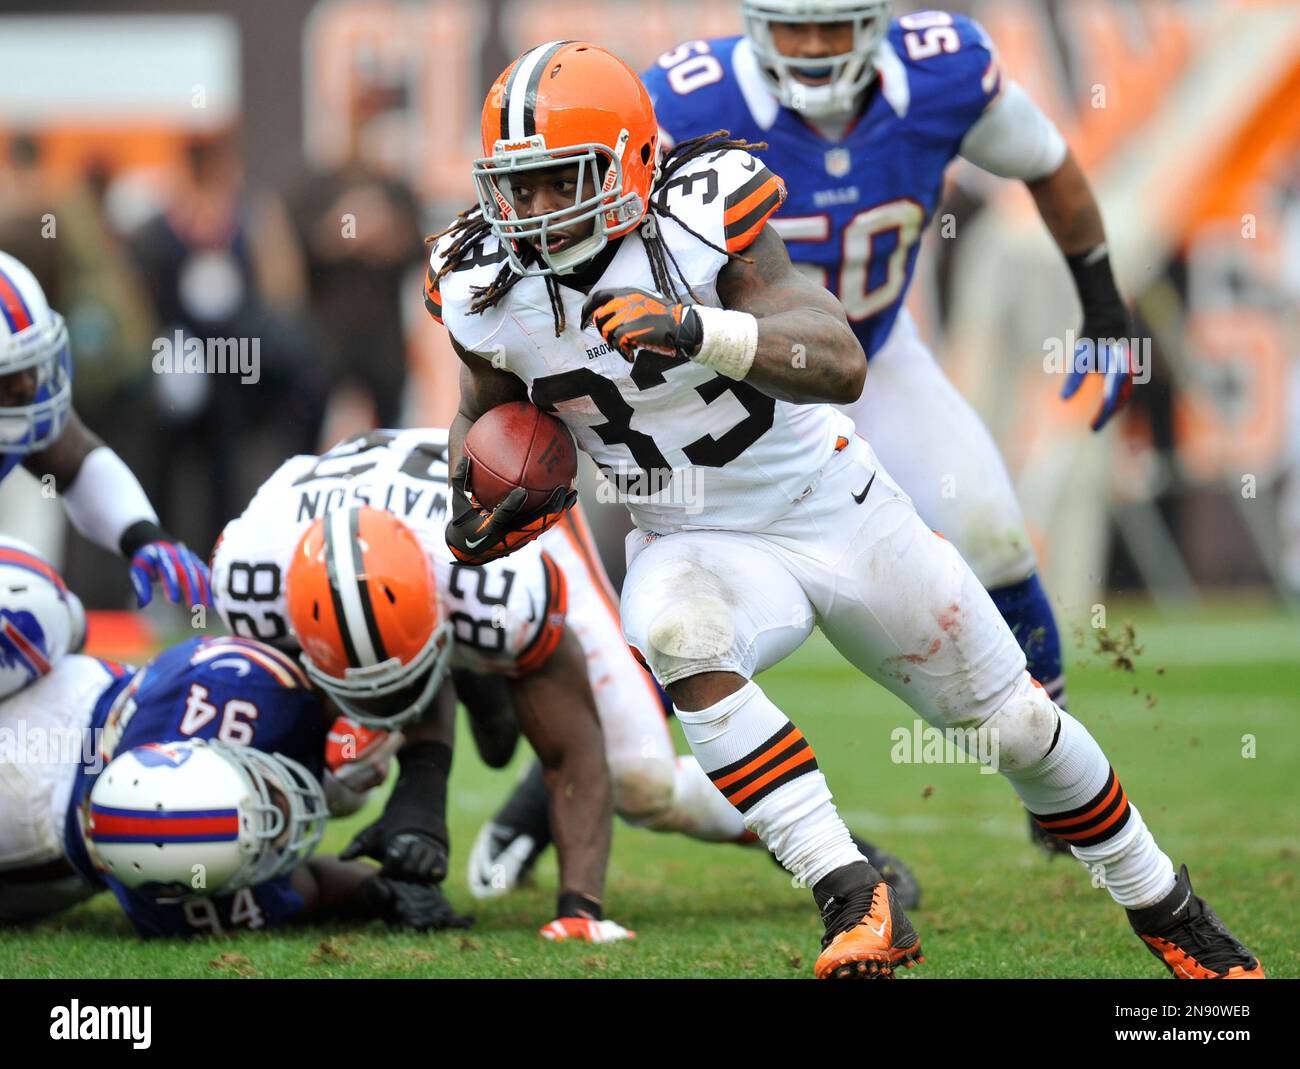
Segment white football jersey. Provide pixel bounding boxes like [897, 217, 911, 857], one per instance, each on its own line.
[430, 148, 856, 535]
[212, 429, 565, 677]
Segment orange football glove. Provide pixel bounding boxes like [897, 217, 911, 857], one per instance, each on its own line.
[580, 286, 703, 360]
[539, 917, 637, 943]
[445, 456, 576, 565]
[325, 716, 403, 793]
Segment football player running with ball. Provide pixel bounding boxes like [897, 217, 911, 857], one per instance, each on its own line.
[430, 42, 1262, 979]
[0, 250, 210, 611]
[643, 2, 1132, 856]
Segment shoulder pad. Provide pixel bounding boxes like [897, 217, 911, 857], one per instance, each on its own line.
[889, 12, 1002, 122]
[426, 221, 513, 351]
[186, 636, 311, 690]
[643, 37, 746, 147]
[653, 147, 786, 255]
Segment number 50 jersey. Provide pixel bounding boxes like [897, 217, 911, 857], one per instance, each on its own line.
[428, 147, 855, 537]
[212, 429, 566, 678]
[643, 13, 1004, 361]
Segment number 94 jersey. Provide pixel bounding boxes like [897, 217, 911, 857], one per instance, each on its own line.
[643, 12, 1002, 360]
[211, 429, 565, 678]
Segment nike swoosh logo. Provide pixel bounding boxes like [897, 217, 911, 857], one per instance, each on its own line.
[740, 157, 758, 172]
[852, 472, 877, 505]
[868, 919, 886, 938]
[464, 533, 490, 548]
[526, 595, 538, 623]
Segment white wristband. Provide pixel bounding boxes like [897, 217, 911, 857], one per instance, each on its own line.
[690, 304, 758, 381]
[62, 446, 160, 555]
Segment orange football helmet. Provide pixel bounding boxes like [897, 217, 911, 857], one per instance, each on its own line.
[285, 506, 451, 729]
[474, 41, 659, 277]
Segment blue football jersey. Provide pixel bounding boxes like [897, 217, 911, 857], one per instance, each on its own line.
[644, 12, 1002, 359]
[64, 636, 328, 937]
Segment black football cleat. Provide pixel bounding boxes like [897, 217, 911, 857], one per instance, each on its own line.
[850, 833, 922, 910]
[1028, 808, 1074, 857]
[1126, 865, 1264, 978]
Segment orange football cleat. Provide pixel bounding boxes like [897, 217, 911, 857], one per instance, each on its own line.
[814, 876, 924, 980]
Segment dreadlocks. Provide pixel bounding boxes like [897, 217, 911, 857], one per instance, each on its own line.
[426, 131, 768, 338]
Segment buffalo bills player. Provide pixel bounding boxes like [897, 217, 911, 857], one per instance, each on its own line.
[0, 540, 468, 934]
[0, 249, 209, 610]
[644, 4, 1135, 852]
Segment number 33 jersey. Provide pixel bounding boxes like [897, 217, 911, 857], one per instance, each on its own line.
[643, 13, 1003, 360]
[428, 147, 855, 537]
[212, 429, 566, 678]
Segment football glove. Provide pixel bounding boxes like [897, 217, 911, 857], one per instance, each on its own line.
[1062, 245, 1135, 432]
[339, 740, 451, 883]
[359, 876, 474, 932]
[445, 455, 575, 566]
[128, 540, 213, 610]
[325, 716, 403, 794]
[539, 917, 636, 943]
[580, 287, 702, 360]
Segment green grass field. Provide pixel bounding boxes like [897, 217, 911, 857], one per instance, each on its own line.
[3, 600, 1296, 979]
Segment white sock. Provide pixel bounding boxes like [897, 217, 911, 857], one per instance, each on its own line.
[1001, 708, 1176, 909]
[674, 681, 862, 888]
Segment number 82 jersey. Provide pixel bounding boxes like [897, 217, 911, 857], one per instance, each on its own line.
[211, 429, 566, 678]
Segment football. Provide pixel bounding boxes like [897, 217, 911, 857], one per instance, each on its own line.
[463, 401, 578, 512]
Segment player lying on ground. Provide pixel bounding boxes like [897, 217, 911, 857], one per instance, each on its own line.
[644, 1, 1134, 856]
[0, 543, 462, 935]
[215, 471, 628, 941]
[0, 250, 210, 611]
[429, 42, 1262, 979]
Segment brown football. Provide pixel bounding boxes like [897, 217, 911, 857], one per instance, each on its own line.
[463, 401, 578, 512]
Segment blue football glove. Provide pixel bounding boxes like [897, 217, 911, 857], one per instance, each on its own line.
[1061, 335, 1133, 432]
[1062, 245, 1136, 433]
[129, 541, 213, 609]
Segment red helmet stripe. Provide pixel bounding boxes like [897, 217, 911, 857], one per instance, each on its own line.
[0, 267, 34, 334]
[0, 547, 66, 593]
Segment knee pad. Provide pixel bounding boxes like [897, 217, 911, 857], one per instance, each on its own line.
[974, 673, 1061, 772]
[628, 559, 746, 684]
[610, 755, 677, 826]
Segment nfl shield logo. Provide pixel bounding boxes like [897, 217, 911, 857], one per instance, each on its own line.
[825, 148, 851, 178]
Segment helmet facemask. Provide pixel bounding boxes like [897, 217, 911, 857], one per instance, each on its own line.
[222, 743, 328, 888]
[742, 0, 893, 120]
[300, 611, 453, 731]
[0, 311, 72, 454]
[472, 134, 646, 277]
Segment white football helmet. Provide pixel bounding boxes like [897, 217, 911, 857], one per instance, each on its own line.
[86, 738, 328, 899]
[742, 0, 893, 119]
[0, 536, 85, 700]
[0, 250, 72, 455]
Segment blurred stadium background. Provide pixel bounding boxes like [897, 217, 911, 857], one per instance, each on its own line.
[1, 0, 1299, 645]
